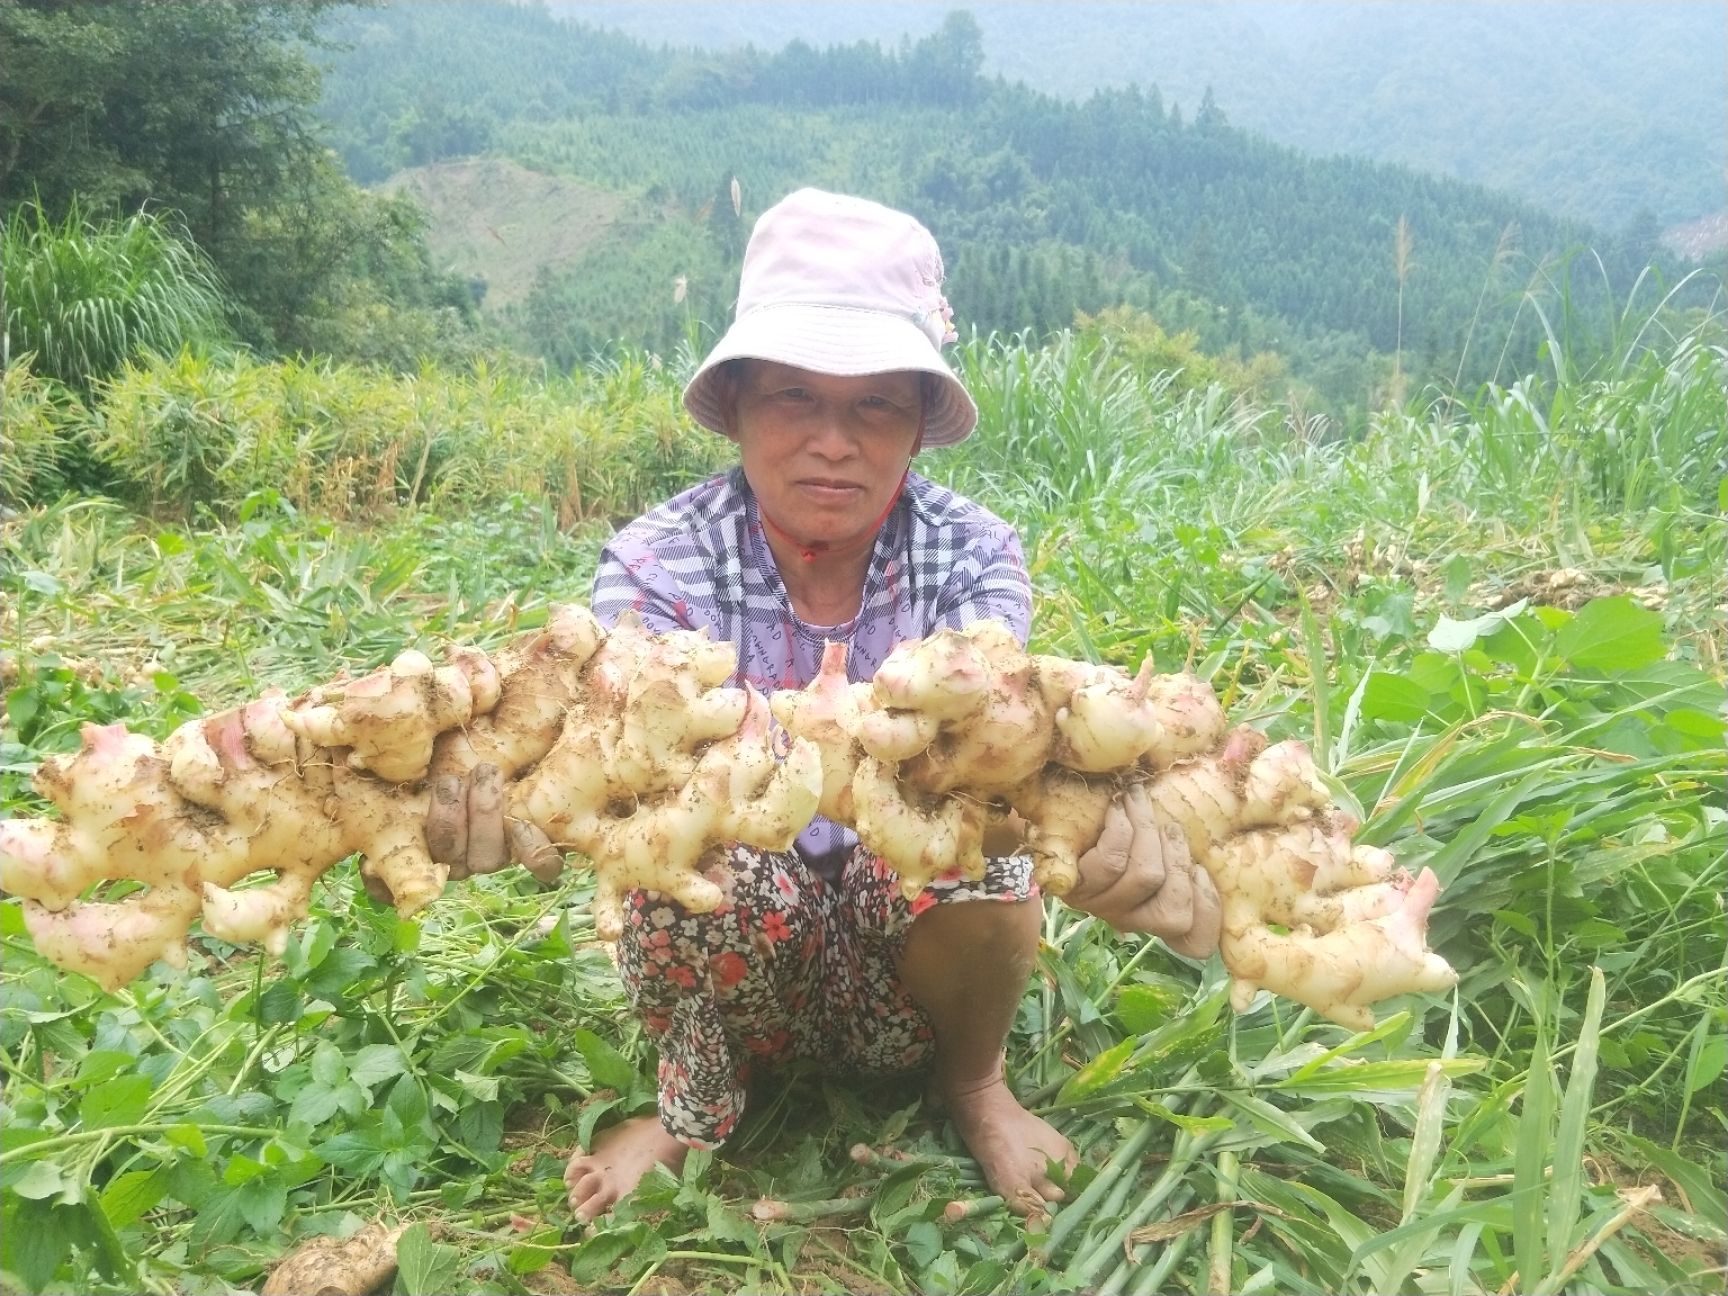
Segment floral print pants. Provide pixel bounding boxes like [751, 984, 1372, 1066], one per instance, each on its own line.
[615, 845, 1036, 1148]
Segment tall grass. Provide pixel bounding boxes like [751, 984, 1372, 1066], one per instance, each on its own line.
[1, 201, 233, 393]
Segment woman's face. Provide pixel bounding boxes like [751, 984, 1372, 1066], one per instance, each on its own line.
[725, 360, 923, 548]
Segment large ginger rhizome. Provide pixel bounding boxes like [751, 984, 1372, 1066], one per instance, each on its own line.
[0, 610, 1455, 1027]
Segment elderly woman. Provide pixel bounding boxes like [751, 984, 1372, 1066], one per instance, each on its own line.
[431, 189, 1220, 1220]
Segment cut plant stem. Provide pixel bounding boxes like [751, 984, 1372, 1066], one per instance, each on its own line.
[1062, 1123, 1223, 1290]
[1207, 1148, 1240, 1295]
[1045, 1115, 1160, 1256]
[1096, 1185, 1197, 1296]
[847, 1142, 979, 1177]
[751, 1196, 872, 1223]
[942, 1195, 1006, 1224]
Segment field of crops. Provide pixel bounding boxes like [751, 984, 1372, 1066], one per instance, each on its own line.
[3, 317, 1724, 1294]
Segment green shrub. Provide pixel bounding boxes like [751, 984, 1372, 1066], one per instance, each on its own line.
[0, 359, 86, 507]
[89, 348, 731, 521]
[2, 201, 234, 394]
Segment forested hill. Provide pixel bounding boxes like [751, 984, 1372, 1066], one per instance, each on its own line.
[555, 1, 1726, 234]
[317, 3, 1678, 409]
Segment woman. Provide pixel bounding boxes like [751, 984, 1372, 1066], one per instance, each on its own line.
[430, 189, 1220, 1220]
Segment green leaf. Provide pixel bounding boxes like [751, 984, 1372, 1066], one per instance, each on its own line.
[289, 1081, 344, 1127]
[1553, 596, 1666, 673]
[1055, 1036, 1136, 1104]
[1428, 604, 1523, 654]
[349, 1043, 407, 1092]
[574, 1028, 637, 1092]
[166, 1123, 208, 1156]
[1214, 1092, 1325, 1152]
[10, 1160, 72, 1202]
[704, 1197, 761, 1249]
[236, 1177, 287, 1236]
[452, 1068, 499, 1102]
[1442, 555, 1474, 602]
[256, 978, 304, 1024]
[903, 1219, 944, 1269]
[310, 1040, 347, 1087]
[1543, 968, 1605, 1281]
[99, 1168, 168, 1229]
[1138, 1101, 1233, 1134]
[1360, 670, 1437, 724]
[1115, 980, 1185, 1034]
[1685, 1027, 1727, 1095]
[1277, 1057, 1486, 1096]
[1513, 1017, 1555, 1287]
[397, 1221, 464, 1295]
[79, 1074, 152, 1131]
[506, 1226, 561, 1276]
[186, 1185, 251, 1249]
[3, 1197, 71, 1291]
[315, 1130, 386, 1178]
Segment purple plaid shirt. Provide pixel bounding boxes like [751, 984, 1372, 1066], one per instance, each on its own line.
[591, 466, 1031, 873]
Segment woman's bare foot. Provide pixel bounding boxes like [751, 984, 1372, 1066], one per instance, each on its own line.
[563, 1114, 689, 1221]
[941, 1072, 1076, 1216]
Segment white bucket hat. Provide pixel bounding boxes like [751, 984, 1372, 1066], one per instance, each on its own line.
[682, 188, 978, 448]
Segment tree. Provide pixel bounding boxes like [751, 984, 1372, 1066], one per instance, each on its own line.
[0, 0, 473, 361]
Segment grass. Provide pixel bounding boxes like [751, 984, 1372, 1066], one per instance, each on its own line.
[1, 201, 233, 395]
[2, 317, 1725, 1294]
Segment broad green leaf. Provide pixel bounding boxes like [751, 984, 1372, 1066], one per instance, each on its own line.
[452, 1068, 500, 1102]
[310, 1040, 347, 1087]
[574, 1027, 637, 1092]
[255, 978, 304, 1024]
[506, 1226, 562, 1275]
[9, 1160, 71, 1202]
[1359, 670, 1436, 724]
[1554, 596, 1666, 672]
[186, 1185, 252, 1249]
[73, 1050, 138, 1088]
[3, 1197, 72, 1292]
[397, 1221, 464, 1295]
[98, 1167, 167, 1230]
[221, 1155, 267, 1187]
[704, 1197, 761, 1249]
[236, 1177, 287, 1236]
[349, 1043, 407, 1091]
[1428, 603, 1524, 654]
[166, 1123, 208, 1156]
[79, 1074, 153, 1130]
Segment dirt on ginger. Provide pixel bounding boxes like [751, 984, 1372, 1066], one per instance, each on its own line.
[0, 609, 1455, 1026]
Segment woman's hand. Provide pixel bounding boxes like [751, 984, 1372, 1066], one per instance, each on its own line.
[425, 763, 564, 883]
[1065, 784, 1222, 957]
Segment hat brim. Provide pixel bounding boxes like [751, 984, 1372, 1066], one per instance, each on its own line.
[682, 303, 978, 448]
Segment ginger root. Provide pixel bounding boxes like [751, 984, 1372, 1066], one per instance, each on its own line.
[1, 611, 1454, 1026]
[1, 606, 819, 983]
[776, 622, 1455, 1026]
